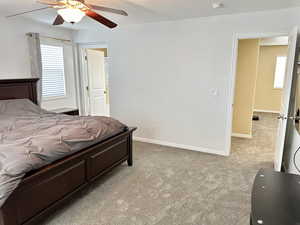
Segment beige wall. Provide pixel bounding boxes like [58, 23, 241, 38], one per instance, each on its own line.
[232, 39, 260, 136]
[254, 45, 288, 112]
[94, 48, 108, 57]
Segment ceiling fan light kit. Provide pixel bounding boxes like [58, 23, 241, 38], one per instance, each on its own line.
[6, 0, 128, 29]
[58, 8, 85, 23]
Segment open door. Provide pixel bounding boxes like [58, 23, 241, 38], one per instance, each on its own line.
[86, 49, 110, 116]
[274, 27, 299, 171]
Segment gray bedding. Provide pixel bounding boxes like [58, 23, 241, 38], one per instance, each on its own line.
[0, 99, 126, 207]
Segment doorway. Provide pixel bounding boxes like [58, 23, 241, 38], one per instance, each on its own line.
[229, 32, 299, 171]
[232, 37, 288, 136]
[80, 46, 110, 117]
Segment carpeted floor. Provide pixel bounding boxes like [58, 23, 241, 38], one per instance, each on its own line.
[43, 112, 277, 225]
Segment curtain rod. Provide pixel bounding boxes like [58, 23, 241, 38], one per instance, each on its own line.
[26, 33, 72, 42]
[40, 35, 72, 42]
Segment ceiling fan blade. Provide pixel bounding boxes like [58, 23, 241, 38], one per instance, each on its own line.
[37, 0, 63, 6]
[6, 7, 50, 18]
[85, 10, 117, 28]
[53, 15, 65, 25]
[87, 4, 128, 16]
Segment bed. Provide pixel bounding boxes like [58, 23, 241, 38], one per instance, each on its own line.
[0, 78, 136, 225]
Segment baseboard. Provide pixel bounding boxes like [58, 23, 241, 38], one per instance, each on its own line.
[231, 133, 252, 139]
[254, 109, 280, 114]
[133, 136, 228, 156]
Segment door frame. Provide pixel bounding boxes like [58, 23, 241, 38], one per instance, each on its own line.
[226, 32, 288, 156]
[77, 42, 110, 116]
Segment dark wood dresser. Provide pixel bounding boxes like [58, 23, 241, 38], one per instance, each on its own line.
[63, 109, 79, 116]
[51, 108, 79, 116]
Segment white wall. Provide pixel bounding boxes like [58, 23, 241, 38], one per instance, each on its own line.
[0, 17, 72, 79]
[0, 17, 78, 110]
[73, 7, 300, 155]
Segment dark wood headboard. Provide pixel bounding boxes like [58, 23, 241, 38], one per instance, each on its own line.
[0, 78, 39, 104]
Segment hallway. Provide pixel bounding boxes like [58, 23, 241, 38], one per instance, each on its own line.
[231, 112, 278, 167]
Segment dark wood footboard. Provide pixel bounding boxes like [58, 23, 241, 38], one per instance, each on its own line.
[0, 127, 136, 225]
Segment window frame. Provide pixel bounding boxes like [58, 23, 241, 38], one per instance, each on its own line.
[40, 40, 69, 101]
[273, 55, 287, 90]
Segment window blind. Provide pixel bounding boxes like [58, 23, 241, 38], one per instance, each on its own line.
[40, 44, 66, 98]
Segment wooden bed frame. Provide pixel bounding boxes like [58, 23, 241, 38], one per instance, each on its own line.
[0, 79, 136, 225]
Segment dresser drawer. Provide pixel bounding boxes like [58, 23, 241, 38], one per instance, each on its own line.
[88, 139, 128, 179]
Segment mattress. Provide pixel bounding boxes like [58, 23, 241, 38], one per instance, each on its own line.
[0, 99, 127, 207]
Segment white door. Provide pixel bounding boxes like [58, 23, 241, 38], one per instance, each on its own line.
[86, 49, 110, 116]
[274, 27, 299, 171]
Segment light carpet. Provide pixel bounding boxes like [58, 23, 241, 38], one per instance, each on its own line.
[43, 112, 276, 225]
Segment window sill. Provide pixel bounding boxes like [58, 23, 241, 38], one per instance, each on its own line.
[42, 95, 68, 102]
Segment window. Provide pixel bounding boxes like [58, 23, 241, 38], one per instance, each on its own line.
[40, 44, 66, 98]
[274, 56, 287, 89]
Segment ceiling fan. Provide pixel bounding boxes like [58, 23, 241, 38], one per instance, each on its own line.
[6, 0, 128, 28]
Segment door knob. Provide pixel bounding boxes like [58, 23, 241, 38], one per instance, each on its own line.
[277, 114, 287, 120]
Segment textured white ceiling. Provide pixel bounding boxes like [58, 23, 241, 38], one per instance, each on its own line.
[1, 0, 300, 30]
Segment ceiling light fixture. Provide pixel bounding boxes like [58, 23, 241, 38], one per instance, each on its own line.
[57, 8, 85, 23]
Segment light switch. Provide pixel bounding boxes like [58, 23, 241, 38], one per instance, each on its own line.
[210, 88, 219, 96]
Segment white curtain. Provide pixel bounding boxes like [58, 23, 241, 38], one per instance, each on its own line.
[27, 33, 42, 105]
